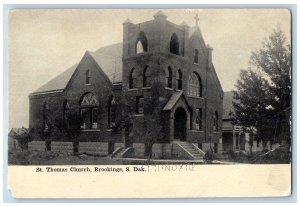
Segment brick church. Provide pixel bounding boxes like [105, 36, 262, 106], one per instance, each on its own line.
[29, 11, 224, 159]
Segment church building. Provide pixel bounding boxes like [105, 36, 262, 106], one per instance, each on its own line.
[29, 11, 224, 159]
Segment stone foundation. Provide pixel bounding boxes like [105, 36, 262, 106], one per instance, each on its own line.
[52, 142, 73, 153]
[28, 141, 45, 151]
[27, 141, 125, 155]
[27, 141, 222, 158]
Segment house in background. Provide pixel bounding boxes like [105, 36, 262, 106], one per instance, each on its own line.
[222, 91, 244, 152]
[29, 11, 224, 159]
[222, 91, 279, 153]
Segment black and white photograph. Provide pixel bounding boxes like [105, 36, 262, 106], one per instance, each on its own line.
[8, 9, 291, 166]
[5, 7, 294, 199]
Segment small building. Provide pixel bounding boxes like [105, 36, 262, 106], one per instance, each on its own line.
[29, 11, 224, 159]
[222, 91, 280, 153]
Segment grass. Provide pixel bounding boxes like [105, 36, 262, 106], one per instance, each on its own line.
[8, 150, 123, 165]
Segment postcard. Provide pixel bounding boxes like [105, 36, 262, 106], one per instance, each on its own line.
[8, 8, 292, 198]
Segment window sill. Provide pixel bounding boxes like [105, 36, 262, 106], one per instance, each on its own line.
[193, 63, 200, 66]
[175, 89, 183, 92]
[165, 87, 173, 91]
[128, 88, 138, 91]
[134, 114, 144, 117]
[142, 87, 151, 90]
[81, 129, 100, 132]
[85, 83, 92, 86]
[187, 95, 204, 99]
[189, 130, 204, 133]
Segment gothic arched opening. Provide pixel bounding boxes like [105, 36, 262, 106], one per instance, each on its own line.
[136, 31, 148, 54]
[174, 107, 187, 141]
[170, 33, 180, 55]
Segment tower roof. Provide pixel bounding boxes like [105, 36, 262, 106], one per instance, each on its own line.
[180, 21, 189, 27]
[154, 10, 167, 19]
[123, 18, 134, 24]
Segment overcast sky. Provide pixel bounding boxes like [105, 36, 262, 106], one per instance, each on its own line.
[8, 9, 291, 128]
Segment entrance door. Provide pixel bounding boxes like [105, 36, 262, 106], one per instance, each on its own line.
[174, 107, 187, 141]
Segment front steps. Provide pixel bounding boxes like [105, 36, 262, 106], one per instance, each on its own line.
[173, 141, 205, 160]
[111, 142, 205, 160]
[112, 147, 133, 158]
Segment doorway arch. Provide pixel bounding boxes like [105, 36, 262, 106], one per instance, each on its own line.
[174, 107, 187, 141]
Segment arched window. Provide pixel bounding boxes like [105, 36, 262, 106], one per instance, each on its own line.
[86, 70, 90, 84]
[177, 69, 182, 90]
[188, 72, 202, 97]
[194, 49, 199, 63]
[213, 111, 219, 131]
[170, 33, 179, 55]
[136, 31, 148, 54]
[79, 93, 99, 129]
[143, 66, 151, 87]
[129, 68, 137, 89]
[43, 102, 49, 130]
[108, 96, 117, 128]
[62, 100, 70, 124]
[166, 66, 173, 88]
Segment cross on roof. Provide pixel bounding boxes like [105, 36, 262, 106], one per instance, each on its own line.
[194, 14, 199, 26]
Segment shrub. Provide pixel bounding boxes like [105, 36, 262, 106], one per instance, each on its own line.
[12, 128, 32, 150]
[203, 148, 215, 163]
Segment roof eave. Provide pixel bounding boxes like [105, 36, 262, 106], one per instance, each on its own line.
[29, 89, 64, 96]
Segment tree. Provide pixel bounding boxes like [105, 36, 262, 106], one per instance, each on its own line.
[143, 80, 167, 160]
[233, 70, 272, 149]
[11, 127, 33, 150]
[250, 26, 291, 113]
[233, 27, 291, 149]
[55, 111, 83, 153]
[38, 109, 54, 151]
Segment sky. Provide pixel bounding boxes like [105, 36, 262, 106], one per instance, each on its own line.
[8, 9, 291, 128]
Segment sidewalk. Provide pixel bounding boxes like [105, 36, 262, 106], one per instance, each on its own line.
[113, 157, 239, 165]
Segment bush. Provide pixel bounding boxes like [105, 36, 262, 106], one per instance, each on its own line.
[203, 149, 215, 163]
[12, 128, 32, 150]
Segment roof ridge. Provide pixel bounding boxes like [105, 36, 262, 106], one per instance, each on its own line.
[31, 43, 123, 95]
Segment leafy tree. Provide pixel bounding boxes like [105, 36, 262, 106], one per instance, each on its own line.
[143, 80, 167, 160]
[233, 27, 291, 149]
[11, 127, 33, 150]
[250, 26, 291, 113]
[110, 93, 133, 148]
[233, 70, 272, 149]
[55, 111, 83, 153]
[37, 109, 54, 151]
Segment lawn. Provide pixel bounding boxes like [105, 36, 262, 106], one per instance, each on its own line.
[8, 150, 123, 165]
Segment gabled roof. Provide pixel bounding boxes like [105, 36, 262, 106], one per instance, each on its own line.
[223, 91, 235, 120]
[33, 63, 79, 94]
[89, 43, 123, 84]
[188, 26, 223, 98]
[163, 91, 190, 111]
[9, 128, 29, 137]
[31, 43, 123, 95]
[188, 26, 205, 44]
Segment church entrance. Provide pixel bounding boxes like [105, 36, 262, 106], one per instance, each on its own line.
[174, 107, 187, 141]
